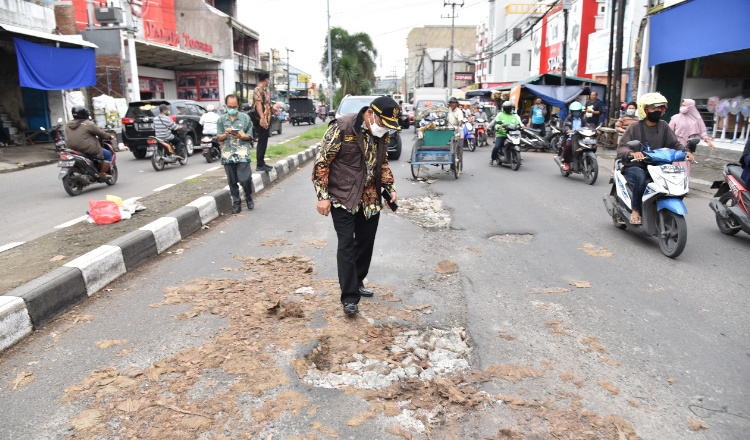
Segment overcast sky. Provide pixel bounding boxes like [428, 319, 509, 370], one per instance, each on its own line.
[238, 0, 488, 88]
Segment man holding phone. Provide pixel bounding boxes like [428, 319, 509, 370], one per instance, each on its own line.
[531, 97, 547, 136]
[217, 94, 254, 214]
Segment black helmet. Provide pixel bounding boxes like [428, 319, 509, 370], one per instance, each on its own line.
[241, 103, 252, 112]
[449, 97, 459, 104]
[501, 101, 513, 112]
[71, 105, 90, 120]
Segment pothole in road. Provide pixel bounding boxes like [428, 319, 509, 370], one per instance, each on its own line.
[396, 196, 451, 228]
[302, 327, 470, 390]
[489, 233, 534, 243]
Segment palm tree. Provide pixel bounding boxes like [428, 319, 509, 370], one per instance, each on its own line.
[321, 27, 377, 90]
[336, 55, 361, 96]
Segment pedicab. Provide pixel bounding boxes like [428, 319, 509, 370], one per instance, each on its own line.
[410, 105, 462, 180]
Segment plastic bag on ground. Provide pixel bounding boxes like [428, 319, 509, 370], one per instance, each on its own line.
[89, 200, 121, 225]
[106, 195, 123, 205]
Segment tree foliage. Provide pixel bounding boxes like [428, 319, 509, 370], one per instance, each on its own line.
[321, 27, 377, 96]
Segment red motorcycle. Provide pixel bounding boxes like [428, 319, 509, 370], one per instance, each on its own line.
[709, 163, 750, 236]
[57, 140, 118, 196]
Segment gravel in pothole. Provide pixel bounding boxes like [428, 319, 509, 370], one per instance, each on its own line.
[489, 233, 534, 243]
[396, 196, 451, 228]
[302, 327, 470, 390]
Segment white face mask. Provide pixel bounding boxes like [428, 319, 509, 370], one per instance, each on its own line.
[369, 115, 388, 138]
[626, 108, 636, 116]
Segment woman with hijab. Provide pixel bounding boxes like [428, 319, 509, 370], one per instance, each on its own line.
[669, 98, 716, 176]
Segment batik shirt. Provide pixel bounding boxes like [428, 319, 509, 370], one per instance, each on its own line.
[312, 120, 396, 219]
[217, 112, 253, 165]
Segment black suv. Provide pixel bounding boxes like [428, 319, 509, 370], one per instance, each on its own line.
[122, 100, 206, 159]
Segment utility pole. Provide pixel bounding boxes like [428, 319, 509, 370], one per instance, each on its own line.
[326, 0, 334, 104]
[561, 0, 570, 86]
[606, 0, 617, 125]
[612, 0, 626, 123]
[286, 47, 294, 104]
[124, 3, 140, 102]
[442, 0, 464, 92]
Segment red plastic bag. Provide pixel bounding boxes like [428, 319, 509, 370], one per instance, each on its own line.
[89, 200, 121, 225]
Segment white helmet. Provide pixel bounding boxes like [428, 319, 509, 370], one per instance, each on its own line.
[206, 104, 216, 112]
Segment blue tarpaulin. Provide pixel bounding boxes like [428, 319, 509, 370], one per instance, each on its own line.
[524, 84, 586, 120]
[649, 0, 750, 67]
[14, 37, 95, 90]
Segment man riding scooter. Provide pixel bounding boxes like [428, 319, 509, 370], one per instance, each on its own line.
[617, 92, 694, 224]
[65, 105, 115, 180]
[561, 102, 593, 171]
[489, 101, 524, 165]
[153, 104, 184, 158]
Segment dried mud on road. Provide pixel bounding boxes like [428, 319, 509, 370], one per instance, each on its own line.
[61, 254, 643, 439]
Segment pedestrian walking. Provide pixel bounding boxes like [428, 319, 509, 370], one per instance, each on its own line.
[311, 96, 400, 315]
[217, 94, 254, 214]
[669, 98, 717, 177]
[253, 71, 273, 172]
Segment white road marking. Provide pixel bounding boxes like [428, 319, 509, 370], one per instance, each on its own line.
[0, 242, 25, 253]
[183, 174, 202, 180]
[54, 215, 88, 229]
[153, 183, 176, 192]
[206, 166, 221, 172]
[122, 196, 141, 205]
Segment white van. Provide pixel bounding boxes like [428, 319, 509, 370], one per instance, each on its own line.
[412, 87, 449, 128]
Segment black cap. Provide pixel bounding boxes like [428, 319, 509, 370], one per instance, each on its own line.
[370, 96, 401, 130]
[159, 104, 169, 112]
[449, 97, 458, 103]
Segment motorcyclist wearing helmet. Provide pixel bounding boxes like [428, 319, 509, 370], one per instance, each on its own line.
[65, 105, 115, 179]
[489, 101, 524, 165]
[617, 92, 693, 225]
[561, 101, 594, 170]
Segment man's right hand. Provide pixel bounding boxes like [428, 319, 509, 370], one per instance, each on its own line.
[317, 200, 331, 216]
[631, 152, 645, 161]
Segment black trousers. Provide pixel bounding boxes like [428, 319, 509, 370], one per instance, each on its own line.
[224, 162, 254, 205]
[256, 125, 270, 166]
[331, 207, 380, 304]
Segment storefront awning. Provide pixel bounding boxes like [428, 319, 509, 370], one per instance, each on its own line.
[135, 40, 220, 69]
[649, 0, 750, 67]
[0, 23, 97, 48]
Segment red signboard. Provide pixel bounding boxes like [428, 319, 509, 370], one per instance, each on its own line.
[538, 0, 597, 79]
[455, 73, 474, 81]
[176, 70, 220, 101]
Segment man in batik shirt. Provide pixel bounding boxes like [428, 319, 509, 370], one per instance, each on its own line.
[312, 96, 399, 315]
[217, 94, 254, 214]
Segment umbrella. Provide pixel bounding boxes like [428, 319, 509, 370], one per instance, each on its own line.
[453, 90, 466, 99]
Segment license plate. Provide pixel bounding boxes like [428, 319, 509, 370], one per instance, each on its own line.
[147, 146, 157, 152]
[55, 140, 66, 147]
[661, 165, 685, 173]
[137, 123, 153, 130]
[57, 160, 75, 167]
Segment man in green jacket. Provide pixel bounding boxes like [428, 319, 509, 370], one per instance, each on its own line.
[489, 101, 523, 165]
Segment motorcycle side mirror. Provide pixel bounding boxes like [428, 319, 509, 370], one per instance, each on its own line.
[686, 137, 700, 152]
[57, 117, 63, 123]
[627, 140, 641, 149]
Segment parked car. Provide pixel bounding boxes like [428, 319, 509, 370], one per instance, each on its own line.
[122, 100, 205, 159]
[403, 103, 415, 124]
[335, 95, 408, 160]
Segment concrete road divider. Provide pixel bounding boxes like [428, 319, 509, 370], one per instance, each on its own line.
[0, 145, 319, 353]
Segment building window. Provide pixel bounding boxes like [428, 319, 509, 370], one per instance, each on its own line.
[504, 54, 507, 67]
[489, 58, 492, 74]
[512, 53, 521, 67]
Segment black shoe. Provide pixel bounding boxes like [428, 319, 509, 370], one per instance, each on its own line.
[358, 285, 375, 297]
[232, 204, 241, 214]
[343, 303, 359, 315]
[246, 199, 254, 210]
[257, 164, 273, 172]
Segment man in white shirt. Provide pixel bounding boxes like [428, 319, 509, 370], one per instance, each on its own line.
[447, 97, 464, 131]
[199, 104, 220, 135]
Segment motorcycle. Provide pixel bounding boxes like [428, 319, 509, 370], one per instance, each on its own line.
[463, 121, 476, 152]
[201, 134, 221, 163]
[520, 118, 563, 153]
[318, 109, 328, 122]
[57, 139, 117, 196]
[553, 126, 599, 185]
[40, 118, 67, 150]
[709, 163, 750, 236]
[495, 123, 522, 171]
[148, 122, 188, 171]
[474, 117, 488, 146]
[602, 139, 699, 258]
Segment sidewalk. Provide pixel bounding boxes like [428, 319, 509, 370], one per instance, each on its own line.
[0, 142, 59, 173]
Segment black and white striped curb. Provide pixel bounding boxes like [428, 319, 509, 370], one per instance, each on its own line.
[0, 145, 318, 352]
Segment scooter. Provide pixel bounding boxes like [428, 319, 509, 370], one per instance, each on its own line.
[40, 118, 67, 150]
[201, 134, 221, 163]
[57, 139, 117, 196]
[318, 109, 327, 122]
[463, 121, 476, 151]
[709, 163, 750, 236]
[495, 124, 522, 171]
[553, 127, 599, 185]
[475, 117, 488, 146]
[602, 139, 699, 258]
[148, 123, 187, 171]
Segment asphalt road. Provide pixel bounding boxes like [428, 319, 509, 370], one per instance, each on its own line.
[0, 141, 747, 439]
[0, 121, 314, 248]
